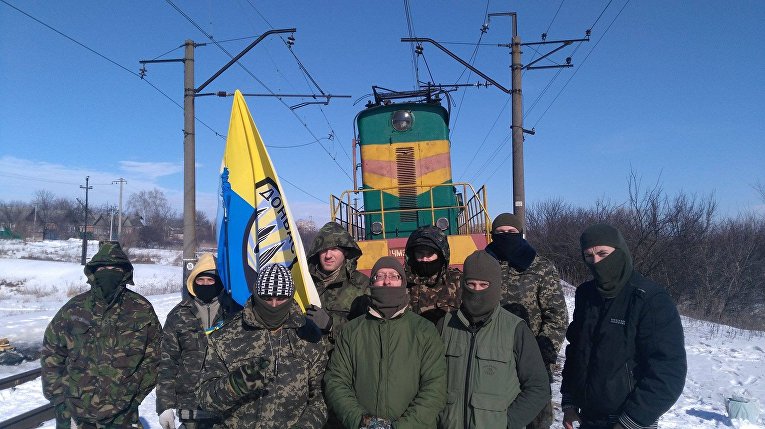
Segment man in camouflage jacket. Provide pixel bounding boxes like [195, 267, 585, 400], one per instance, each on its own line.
[305, 221, 370, 343]
[198, 264, 328, 429]
[41, 242, 161, 429]
[485, 213, 568, 429]
[156, 252, 242, 429]
[404, 225, 462, 324]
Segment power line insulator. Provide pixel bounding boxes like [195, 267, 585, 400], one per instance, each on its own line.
[415, 44, 423, 55]
[541, 32, 547, 41]
[585, 29, 592, 37]
[287, 35, 296, 46]
[565, 57, 572, 65]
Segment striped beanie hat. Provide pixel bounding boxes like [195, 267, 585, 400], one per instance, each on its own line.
[255, 264, 295, 297]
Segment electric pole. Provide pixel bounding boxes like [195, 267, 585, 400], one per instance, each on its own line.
[80, 176, 92, 265]
[183, 39, 196, 284]
[140, 29, 295, 284]
[112, 178, 126, 240]
[405, 13, 587, 231]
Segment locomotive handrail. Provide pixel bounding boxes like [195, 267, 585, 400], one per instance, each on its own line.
[330, 182, 491, 241]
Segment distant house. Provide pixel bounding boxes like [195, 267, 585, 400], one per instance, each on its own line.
[91, 214, 143, 241]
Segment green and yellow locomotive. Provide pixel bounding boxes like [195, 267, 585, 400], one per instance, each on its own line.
[331, 88, 491, 272]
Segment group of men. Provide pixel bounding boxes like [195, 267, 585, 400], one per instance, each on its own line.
[41, 214, 686, 429]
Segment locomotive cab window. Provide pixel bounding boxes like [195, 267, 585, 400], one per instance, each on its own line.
[391, 110, 413, 132]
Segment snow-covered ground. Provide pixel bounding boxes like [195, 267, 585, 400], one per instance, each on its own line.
[0, 239, 762, 428]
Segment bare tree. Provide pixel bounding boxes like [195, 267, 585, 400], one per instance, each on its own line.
[32, 190, 56, 239]
[127, 188, 177, 245]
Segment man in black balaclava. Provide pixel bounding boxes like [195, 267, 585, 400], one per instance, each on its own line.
[438, 250, 550, 429]
[486, 212, 568, 429]
[156, 253, 242, 429]
[561, 224, 687, 429]
[404, 225, 462, 325]
[324, 256, 446, 429]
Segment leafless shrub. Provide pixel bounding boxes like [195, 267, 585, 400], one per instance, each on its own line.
[66, 283, 88, 297]
[528, 170, 765, 331]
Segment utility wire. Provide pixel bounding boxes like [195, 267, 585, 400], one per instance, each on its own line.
[475, 0, 623, 180]
[0, 0, 224, 139]
[1, 0, 321, 204]
[450, 0, 490, 137]
[165, 0, 353, 182]
[239, 0, 351, 164]
[531, 0, 630, 129]
[404, 0, 420, 89]
[481, 0, 630, 182]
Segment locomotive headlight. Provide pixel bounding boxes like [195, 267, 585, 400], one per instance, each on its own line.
[436, 217, 449, 231]
[371, 222, 383, 235]
[391, 110, 413, 132]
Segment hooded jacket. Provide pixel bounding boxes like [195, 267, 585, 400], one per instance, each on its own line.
[41, 242, 161, 426]
[156, 253, 243, 413]
[198, 299, 328, 429]
[307, 222, 370, 337]
[405, 226, 462, 324]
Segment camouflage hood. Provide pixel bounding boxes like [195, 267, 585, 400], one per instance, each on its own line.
[405, 225, 451, 286]
[307, 222, 362, 275]
[84, 242, 134, 286]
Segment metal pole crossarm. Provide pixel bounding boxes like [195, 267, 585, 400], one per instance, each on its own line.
[401, 37, 511, 94]
[526, 64, 574, 70]
[195, 92, 350, 99]
[523, 41, 572, 69]
[195, 28, 296, 94]
[139, 58, 185, 64]
[521, 37, 589, 46]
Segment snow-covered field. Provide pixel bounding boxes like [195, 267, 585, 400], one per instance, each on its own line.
[0, 239, 762, 428]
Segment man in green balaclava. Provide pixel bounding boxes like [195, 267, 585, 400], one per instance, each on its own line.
[41, 241, 162, 429]
[437, 250, 550, 429]
[561, 224, 687, 429]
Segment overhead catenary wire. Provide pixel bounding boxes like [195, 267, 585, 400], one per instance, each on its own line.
[460, 0, 564, 182]
[450, 0, 491, 137]
[530, 0, 630, 130]
[481, 0, 631, 183]
[240, 0, 351, 164]
[0, 0, 225, 140]
[0, 0, 326, 205]
[470, 0, 625, 182]
[164, 0, 353, 183]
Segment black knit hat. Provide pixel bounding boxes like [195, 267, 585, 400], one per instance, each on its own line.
[370, 256, 407, 287]
[492, 212, 523, 233]
[255, 264, 295, 297]
[580, 223, 630, 255]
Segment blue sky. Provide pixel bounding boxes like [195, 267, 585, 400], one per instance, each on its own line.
[1, 1, 763, 223]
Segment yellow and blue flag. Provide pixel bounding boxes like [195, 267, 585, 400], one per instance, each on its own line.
[216, 90, 319, 310]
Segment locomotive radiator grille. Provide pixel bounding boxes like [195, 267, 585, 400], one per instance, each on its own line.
[396, 147, 418, 223]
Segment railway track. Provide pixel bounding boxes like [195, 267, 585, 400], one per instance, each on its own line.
[0, 367, 55, 429]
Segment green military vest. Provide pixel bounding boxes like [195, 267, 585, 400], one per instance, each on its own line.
[439, 306, 521, 429]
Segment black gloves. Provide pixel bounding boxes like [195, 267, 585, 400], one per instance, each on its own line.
[359, 414, 394, 429]
[306, 305, 333, 333]
[536, 335, 558, 365]
[230, 357, 271, 395]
